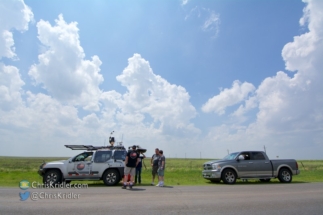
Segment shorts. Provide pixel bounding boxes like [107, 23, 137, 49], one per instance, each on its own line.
[157, 168, 164, 176]
[124, 166, 136, 176]
[152, 166, 158, 176]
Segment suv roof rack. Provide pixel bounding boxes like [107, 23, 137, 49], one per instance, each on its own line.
[65, 145, 126, 151]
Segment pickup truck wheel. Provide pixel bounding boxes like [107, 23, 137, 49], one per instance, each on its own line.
[278, 168, 292, 183]
[43, 169, 62, 185]
[103, 169, 120, 186]
[259, 179, 271, 182]
[221, 169, 237, 184]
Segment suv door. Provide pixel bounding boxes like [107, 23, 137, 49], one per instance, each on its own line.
[251, 152, 272, 177]
[66, 152, 94, 179]
[90, 151, 113, 178]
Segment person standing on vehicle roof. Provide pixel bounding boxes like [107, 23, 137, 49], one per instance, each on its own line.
[122, 145, 139, 189]
[150, 148, 160, 185]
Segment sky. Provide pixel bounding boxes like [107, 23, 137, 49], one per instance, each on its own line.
[0, 0, 322, 159]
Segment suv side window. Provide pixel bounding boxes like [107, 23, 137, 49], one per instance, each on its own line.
[73, 152, 93, 162]
[113, 150, 126, 161]
[251, 152, 266, 160]
[94, 151, 112, 163]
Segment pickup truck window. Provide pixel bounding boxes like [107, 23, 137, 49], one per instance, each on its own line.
[251, 152, 266, 160]
[238, 152, 251, 160]
[223, 152, 239, 160]
[94, 151, 112, 163]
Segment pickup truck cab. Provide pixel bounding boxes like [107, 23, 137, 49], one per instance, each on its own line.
[202, 151, 300, 184]
[38, 145, 127, 186]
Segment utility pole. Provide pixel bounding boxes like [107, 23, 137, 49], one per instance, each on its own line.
[227, 149, 229, 155]
[200, 152, 201, 159]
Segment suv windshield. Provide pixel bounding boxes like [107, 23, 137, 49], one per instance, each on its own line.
[223, 152, 239, 160]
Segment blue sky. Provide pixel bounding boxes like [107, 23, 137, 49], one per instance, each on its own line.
[0, 0, 322, 159]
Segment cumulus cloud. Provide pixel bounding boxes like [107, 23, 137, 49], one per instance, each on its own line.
[0, 63, 25, 111]
[116, 54, 200, 136]
[0, 0, 33, 59]
[28, 14, 103, 111]
[202, 80, 255, 115]
[203, 0, 323, 159]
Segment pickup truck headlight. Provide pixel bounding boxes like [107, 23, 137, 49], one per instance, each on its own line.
[212, 164, 221, 170]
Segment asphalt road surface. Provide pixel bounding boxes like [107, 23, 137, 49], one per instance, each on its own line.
[1, 183, 323, 215]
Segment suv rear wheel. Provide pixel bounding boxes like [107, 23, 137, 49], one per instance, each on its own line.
[103, 169, 120, 186]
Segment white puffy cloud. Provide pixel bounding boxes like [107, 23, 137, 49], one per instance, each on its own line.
[0, 63, 25, 111]
[202, 80, 255, 115]
[116, 54, 200, 136]
[202, 0, 323, 159]
[28, 14, 103, 111]
[0, 0, 33, 59]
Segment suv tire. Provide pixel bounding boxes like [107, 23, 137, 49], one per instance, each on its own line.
[43, 169, 62, 185]
[103, 169, 120, 186]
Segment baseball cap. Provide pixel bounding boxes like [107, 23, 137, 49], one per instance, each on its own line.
[132, 145, 136, 149]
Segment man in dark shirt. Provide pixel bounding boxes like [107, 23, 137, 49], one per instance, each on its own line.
[122, 145, 139, 189]
[135, 152, 146, 184]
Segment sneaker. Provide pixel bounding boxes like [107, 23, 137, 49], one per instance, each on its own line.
[129, 184, 133, 189]
[122, 185, 126, 189]
[155, 183, 160, 187]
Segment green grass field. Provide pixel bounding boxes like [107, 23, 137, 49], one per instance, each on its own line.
[0, 157, 322, 187]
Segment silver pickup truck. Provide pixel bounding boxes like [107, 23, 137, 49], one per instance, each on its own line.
[38, 145, 127, 186]
[202, 151, 300, 184]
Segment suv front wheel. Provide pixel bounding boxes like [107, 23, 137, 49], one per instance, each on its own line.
[43, 169, 62, 185]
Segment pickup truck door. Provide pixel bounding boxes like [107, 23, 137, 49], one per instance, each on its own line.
[235, 152, 254, 177]
[66, 152, 94, 179]
[251, 152, 272, 177]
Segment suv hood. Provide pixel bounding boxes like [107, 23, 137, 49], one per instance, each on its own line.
[45, 160, 66, 165]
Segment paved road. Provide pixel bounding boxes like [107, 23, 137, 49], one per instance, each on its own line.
[1, 183, 323, 215]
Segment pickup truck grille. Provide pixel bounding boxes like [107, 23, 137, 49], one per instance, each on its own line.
[203, 164, 212, 170]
